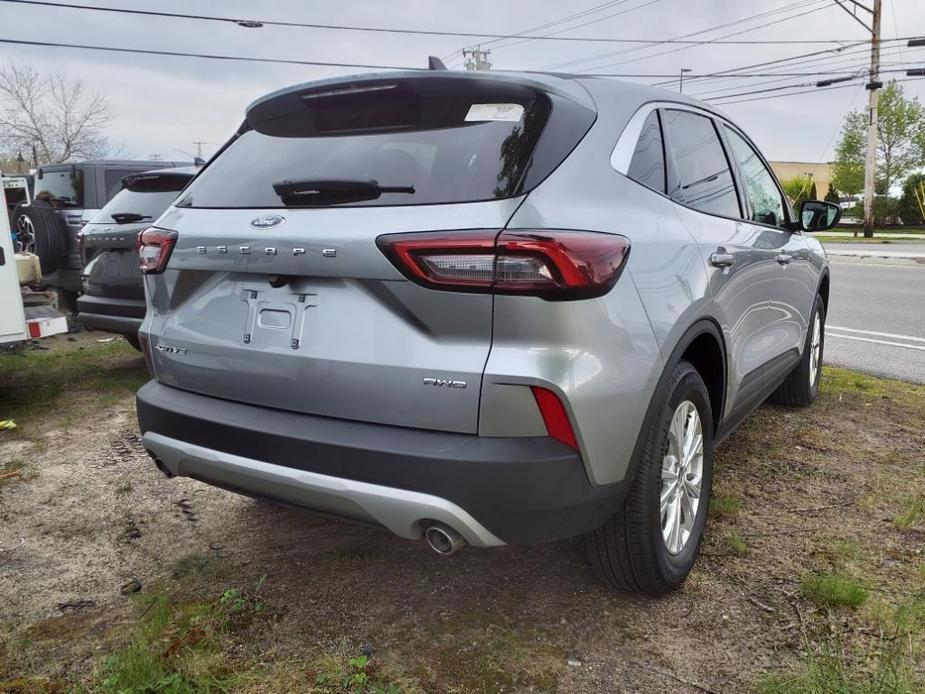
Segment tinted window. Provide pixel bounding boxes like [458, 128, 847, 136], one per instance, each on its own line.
[723, 127, 786, 227]
[104, 169, 141, 202]
[662, 110, 739, 218]
[627, 111, 665, 193]
[90, 187, 180, 225]
[35, 169, 84, 208]
[179, 81, 594, 209]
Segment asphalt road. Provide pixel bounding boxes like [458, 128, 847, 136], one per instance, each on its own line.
[825, 259, 925, 383]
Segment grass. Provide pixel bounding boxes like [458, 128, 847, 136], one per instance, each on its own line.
[0, 337, 147, 430]
[97, 556, 414, 694]
[757, 644, 924, 694]
[710, 491, 742, 522]
[893, 497, 925, 530]
[800, 572, 869, 609]
[726, 532, 749, 557]
[817, 236, 925, 244]
[416, 612, 563, 693]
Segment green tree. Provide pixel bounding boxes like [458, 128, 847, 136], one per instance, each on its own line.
[824, 185, 840, 203]
[831, 110, 866, 197]
[781, 175, 814, 208]
[809, 181, 818, 200]
[831, 82, 925, 197]
[897, 173, 925, 225]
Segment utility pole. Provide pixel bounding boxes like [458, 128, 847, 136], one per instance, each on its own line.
[192, 141, 206, 159]
[679, 68, 692, 93]
[463, 46, 492, 71]
[862, 0, 882, 239]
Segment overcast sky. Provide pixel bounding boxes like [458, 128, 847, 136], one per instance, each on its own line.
[0, 0, 922, 163]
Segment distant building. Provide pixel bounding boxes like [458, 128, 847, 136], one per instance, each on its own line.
[769, 161, 833, 199]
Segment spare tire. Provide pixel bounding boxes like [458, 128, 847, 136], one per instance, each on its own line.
[12, 200, 67, 275]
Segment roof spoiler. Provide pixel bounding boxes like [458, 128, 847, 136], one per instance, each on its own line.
[428, 56, 447, 71]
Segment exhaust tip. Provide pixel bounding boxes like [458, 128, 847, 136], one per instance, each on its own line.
[424, 522, 465, 556]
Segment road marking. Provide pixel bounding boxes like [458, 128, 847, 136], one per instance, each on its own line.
[829, 260, 925, 269]
[826, 332, 925, 352]
[828, 325, 925, 343]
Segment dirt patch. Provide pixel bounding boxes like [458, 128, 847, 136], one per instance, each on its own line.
[1, 340, 924, 692]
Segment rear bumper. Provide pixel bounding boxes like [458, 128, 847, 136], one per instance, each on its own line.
[136, 381, 626, 545]
[76, 295, 144, 335]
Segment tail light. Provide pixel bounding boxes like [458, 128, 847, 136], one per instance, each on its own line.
[377, 229, 630, 300]
[137, 227, 178, 274]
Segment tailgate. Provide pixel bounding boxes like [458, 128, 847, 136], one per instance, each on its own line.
[144, 201, 521, 434]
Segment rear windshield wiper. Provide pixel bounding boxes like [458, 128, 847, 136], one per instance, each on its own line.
[110, 212, 152, 224]
[271, 178, 415, 205]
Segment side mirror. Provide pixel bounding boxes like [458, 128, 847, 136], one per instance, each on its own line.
[799, 200, 841, 232]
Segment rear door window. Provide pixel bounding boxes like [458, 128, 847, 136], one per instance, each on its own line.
[723, 126, 787, 227]
[661, 109, 740, 218]
[177, 78, 595, 209]
[626, 110, 666, 193]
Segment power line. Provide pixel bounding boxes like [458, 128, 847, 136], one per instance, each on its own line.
[686, 49, 907, 97]
[574, 0, 838, 72]
[489, 0, 662, 53]
[0, 0, 873, 46]
[546, 0, 831, 71]
[709, 76, 921, 106]
[442, 0, 636, 64]
[0, 37, 415, 70]
[647, 36, 909, 96]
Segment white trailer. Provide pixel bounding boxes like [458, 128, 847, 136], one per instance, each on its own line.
[2, 173, 67, 345]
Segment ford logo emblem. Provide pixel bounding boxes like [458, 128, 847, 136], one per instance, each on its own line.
[250, 214, 285, 229]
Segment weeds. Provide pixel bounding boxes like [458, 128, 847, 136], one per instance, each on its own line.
[893, 496, 925, 529]
[726, 532, 748, 556]
[710, 492, 742, 522]
[800, 572, 869, 609]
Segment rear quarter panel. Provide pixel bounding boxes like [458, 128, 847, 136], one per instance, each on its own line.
[499, 115, 712, 486]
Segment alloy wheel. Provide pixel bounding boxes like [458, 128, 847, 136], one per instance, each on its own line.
[809, 312, 822, 387]
[659, 400, 704, 555]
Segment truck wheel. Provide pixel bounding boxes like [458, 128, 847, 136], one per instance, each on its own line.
[770, 295, 825, 407]
[585, 360, 714, 595]
[12, 200, 66, 275]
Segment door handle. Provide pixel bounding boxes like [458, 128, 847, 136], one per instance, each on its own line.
[710, 252, 735, 268]
[776, 254, 793, 265]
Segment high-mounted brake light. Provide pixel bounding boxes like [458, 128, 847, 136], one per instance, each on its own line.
[377, 229, 630, 300]
[137, 227, 178, 274]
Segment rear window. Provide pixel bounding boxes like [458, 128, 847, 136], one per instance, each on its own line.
[35, 169, 84, 208]
[177, 77, 595, 209]
[91, 187, 180, 225]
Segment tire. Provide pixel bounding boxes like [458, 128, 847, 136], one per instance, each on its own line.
[770, 294, 825, 407]
[12, 200, 66, 275]
[124, 333, 142, 352]
[585, 360, 714, 595]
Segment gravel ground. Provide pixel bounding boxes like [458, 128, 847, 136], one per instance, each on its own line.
[1, 335, 923, 693]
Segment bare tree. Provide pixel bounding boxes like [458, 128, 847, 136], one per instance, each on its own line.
[0, 61, 116, 165]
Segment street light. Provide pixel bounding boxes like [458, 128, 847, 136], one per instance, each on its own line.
[907, 68, 925, 77]
[908, 38, 925, 47]
[679, 68, 692, 94]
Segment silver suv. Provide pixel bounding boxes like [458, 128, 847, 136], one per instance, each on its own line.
[136, 72, 838, 594]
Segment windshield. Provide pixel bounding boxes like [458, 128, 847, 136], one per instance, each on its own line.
[35, 169, 84, 208]
[89, 187, 180, 225]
